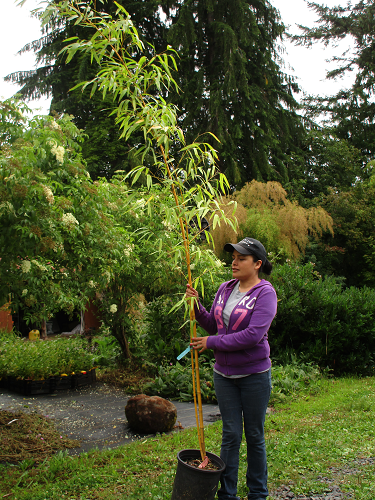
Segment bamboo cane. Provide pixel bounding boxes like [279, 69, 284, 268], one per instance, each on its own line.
[185, 253, 206, 460]
[161, 145, 206, 462]
[189, 298, 201, 454]
[190, 346, 203, 456]
[193, 321, 206, 459]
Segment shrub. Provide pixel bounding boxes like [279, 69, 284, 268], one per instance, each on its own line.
[270, 356, 324, 404]
[92, 334, 122, 368]
[143, 357, 324, 404]
[139, 261, 231, 366]
[269, 262, 375, 375]
[143, 360, 216, 403]
[141, 296, 190, 366]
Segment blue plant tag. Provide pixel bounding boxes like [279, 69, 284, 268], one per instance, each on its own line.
[177, 345, 192, 360]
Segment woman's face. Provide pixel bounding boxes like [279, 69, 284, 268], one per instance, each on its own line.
[231, 250, 262, 281]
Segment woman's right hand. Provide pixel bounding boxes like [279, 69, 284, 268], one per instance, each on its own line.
[185, 283, 199, 299]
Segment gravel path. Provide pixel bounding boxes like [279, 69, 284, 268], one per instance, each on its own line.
[270, 485, 352, 500]
[270, 458, 375, 499]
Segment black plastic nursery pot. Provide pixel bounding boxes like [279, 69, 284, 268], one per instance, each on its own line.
[3, 369, 96, 395]
[72, 368, 96, 388]
[171, 449, 225, 500]
[6, 377, 51, 396]
[50, 374, 73, 392]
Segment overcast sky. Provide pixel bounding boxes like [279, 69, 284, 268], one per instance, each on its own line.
[0, 0, 355, 116]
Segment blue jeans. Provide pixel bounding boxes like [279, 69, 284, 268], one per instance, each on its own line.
[214, 370, 271, 500]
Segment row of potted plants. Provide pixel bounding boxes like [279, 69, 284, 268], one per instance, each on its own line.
[0, 331, 96, 395]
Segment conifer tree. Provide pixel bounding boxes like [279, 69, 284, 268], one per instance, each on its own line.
[166, 0, 305, 188]
[295, 0, 375, 159]
[8, 0, 305, 187]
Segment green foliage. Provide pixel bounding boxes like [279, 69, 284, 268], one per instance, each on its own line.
[269, 261, 375, 374]
[0, 335, 94, 380]
[0, 99, 135, 328]
[166, 0, 305, 188]
[301, 128, 364, 201]
[92, 334, 122, 368]
[141, 296, 190, 366]
[143, 360, 217, 403]
[295, 0, 375, 158]
[308, 171, 375, 286]
[270, 356, 324, 404]
[143, 354, 323, 405]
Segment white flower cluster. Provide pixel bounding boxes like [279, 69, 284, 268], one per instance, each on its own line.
[124, 244, 134, 257]
[53, 242, 64, 253]
[21, 260, 31, 273]
[42, 185, 54, 204]
[162, 220, 174, 231]
[62, 213, 79, 228]
[88, 280, 96, 288]
[109, 304, 118, 314]
[22, 289, 28, 296]
[50, 141, 65, 163]
[50, 120, 61, 131]
[104, 271, 111, 282]
[31, 260, 48, 271]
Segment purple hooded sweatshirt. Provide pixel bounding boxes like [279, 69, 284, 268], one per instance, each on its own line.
[195, 279, 277, 376]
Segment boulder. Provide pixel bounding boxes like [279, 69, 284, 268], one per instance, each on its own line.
[125, 394, 177, 433]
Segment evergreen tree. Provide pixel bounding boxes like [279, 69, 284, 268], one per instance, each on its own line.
[166, 0, 305, 188]
[7, 0, 305, 187]
[306, 168, 375, 287]
[301, 128, 363, 201]
[294, 0, 375, 159]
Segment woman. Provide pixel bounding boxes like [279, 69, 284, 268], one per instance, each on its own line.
[186, 237, 277, 500]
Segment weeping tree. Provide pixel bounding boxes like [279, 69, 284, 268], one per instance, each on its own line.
[47, 0, 236, 462]
[210, 180, 334, 262]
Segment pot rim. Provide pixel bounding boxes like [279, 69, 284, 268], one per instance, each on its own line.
[177, 449, 225, 473]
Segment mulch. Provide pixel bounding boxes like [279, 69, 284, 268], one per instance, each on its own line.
[0, 410, 80, 464]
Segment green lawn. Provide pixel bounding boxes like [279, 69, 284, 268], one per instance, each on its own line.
[1, 377, 375, 499]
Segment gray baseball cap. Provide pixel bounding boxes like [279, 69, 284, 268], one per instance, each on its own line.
[224, 237, 267, 263]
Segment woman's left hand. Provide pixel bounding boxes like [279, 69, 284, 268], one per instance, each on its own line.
[191, 336, 209, 353]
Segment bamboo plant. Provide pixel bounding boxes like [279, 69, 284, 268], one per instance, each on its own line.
[42, 0, 237, 462]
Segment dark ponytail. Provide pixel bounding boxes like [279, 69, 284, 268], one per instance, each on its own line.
[261, 259, 272, 275]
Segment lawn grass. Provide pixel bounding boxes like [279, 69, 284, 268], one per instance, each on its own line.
[1, 376, 374, 499]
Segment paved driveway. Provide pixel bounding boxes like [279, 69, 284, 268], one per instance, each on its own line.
[0, 383, 221, 454]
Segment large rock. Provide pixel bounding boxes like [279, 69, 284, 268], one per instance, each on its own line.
[125, 394, 177, 433]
